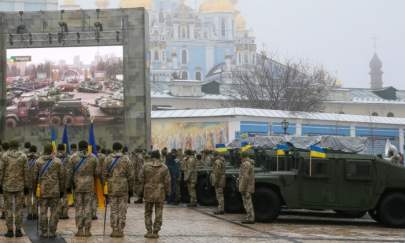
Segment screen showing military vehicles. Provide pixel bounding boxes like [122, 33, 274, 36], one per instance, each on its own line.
[6, 46, 124, 129]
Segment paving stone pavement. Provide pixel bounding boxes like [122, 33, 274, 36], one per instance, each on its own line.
[0, 204, 404, 242]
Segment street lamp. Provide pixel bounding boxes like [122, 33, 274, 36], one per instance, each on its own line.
[281, 119, 289, 135]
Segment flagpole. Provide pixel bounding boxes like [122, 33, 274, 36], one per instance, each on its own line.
[309, 154, 312, 177]
[276, 154, 279, 172]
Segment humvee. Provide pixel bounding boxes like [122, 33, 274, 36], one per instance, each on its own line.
[195, 149, 405, 228]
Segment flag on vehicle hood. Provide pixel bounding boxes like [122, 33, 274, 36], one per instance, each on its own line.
[275, 144, 289, 156]
[310, 145, 326, 158]
[216, 144, 228, 153]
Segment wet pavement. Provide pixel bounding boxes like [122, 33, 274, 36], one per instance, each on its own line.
[1, 204, 404, 243]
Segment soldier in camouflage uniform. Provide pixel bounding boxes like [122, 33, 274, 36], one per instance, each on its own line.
[0, 142, 8, 219]
[139, 151, 171, 239]
[184, 150, 198, 207]
[26, 145, 39, 220]
[34, 144, 65, 238]
[56, 144, 70, 219]
[103, 143, 134, 238]
[70, 144, 78, 156]
[0, 140, 29, 237]
[66, 141, 98, 237]
[211, 152, 226, 214]
[175, 149, 184, 204]
[90, 145, 104, 220]
[238, 153, 255, 224]
[133, 149, 145, 204]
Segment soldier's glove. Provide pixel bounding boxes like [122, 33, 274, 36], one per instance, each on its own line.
[24, 188, 29, 195]
[60, 192, 65, 199]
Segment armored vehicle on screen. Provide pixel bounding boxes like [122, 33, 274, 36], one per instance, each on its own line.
[195, 136, 405, 228]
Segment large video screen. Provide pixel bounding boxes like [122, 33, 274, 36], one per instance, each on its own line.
[6, 46, 123, 129]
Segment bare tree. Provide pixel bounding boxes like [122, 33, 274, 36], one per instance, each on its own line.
[227, 53, 336, 112]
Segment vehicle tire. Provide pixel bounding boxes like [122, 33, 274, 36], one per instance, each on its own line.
[253, 187, 281, 222]
[368, 209, 381, 223]
[379, 193, 405, 227]
[334, 210, 367, 218]
[63, 115, 74, 125]
[196, 174, 217, 206]
[5, 118, 17, 128]
[51, 116, 62, 126]
[224, 185, 243, 213]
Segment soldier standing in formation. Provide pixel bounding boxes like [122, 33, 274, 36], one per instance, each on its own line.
[238, 152, 255, 224]
[26, 145, 38, 220]
[0, 140, 29, 237]
[139, 150, 171, 239]
[184, 150, 198, 207]
[103, 142, 134, 237]
[133, 149, 145, 204]
[211, 152, 226, 215]
[33, 144, 65, 238]
[175, 149, 184, 204]
[67, 140, 98, 237]
[56, 144, 70, 219]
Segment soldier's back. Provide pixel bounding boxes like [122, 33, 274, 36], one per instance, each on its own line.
[69, 152, 97, 193]
[2, 150, 27, 192]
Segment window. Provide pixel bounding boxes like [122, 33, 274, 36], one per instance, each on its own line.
[195, 71, 202, 81]
[221, 18, 226, 37]
[181, 71, 188, 80]
[345, 160, 372, 181]
[301, 158, 329, 178]
[154, 50, 159, 61]
[181, 49, 188, 64]
[371, 112, 379, 116]
[387, 112, 394, 117]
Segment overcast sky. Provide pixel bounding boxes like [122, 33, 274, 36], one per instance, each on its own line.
[49, 0, 405, 89]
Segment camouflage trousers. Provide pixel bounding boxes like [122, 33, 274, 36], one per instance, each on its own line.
[59, 194, 69, 218]
[187, 181, 197, 204]
[110, 195, 128, 231]
[4, 191, 24, 230]
[241, 192, 255, 221]
[215, 187, 224, 211]
[0, 194, 4, 214]
[39, 198, 60, 235]
[91, 192, 98, 218]
[144, 202, 164, 233]
[175, 177, 181, 202]
[25, 191, 38, 217]
[74, 192, 93, 230]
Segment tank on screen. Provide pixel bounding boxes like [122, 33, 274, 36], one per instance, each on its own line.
[0, 9, 151, 149]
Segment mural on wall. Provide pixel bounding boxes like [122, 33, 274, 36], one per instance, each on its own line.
[152, 121, 228, 151]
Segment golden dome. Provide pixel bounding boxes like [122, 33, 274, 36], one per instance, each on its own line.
[200, 0, 236, 13]
[235, 12, 246, 32]
[120, 0, 151, 9]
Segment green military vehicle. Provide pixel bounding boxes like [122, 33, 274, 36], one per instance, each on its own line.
[195, 140, 405, 228]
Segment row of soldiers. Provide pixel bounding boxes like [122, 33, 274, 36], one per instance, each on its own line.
[0, 139, 256, 239]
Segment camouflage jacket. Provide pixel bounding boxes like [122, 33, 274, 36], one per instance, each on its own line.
[103, 152, 134, 197]
[97, 153, 107, 179]
[33, 155, 64, 198]
[211, 157, 226, 188]
[56, 152, 70, 189]
[184, 156, 197, 183]
[238, 158, 255, 193]
[66, 151, 98, 193]
[26, 153, 39, 189]
[0, 149, 29, 192]
[139, 159, 171, 203]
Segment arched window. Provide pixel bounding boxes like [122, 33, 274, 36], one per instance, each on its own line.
[181, 71, 188, 80]
[195, 71, 202, 81]
[181, 49, 188, 64]
[371, 112, 379, 116]
[387, 112, 394, 117]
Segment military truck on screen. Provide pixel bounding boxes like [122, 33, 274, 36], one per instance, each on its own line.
[194, 136, 405, 228]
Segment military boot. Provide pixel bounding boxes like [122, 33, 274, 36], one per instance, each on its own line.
[144, 231, 153, 238]
[4, 230, 14, 238]
[15, 229, 23, 237]
[75, 228, 84, 237]
[152, 230, 160, 239]
[214, 210, 224, 215]
[84, 227, 92, 237]
[110, 228, 122, 238]
[187, 203, 197, 207]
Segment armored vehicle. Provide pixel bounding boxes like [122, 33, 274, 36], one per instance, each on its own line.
[194, 136, 405, 228]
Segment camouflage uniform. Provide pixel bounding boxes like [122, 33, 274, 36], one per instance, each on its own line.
[184, 155, 197, 205]
[103, 152, 134, 237]
[56, 152, 70, 219]
[0, 150, 3, 217]
[175, 150, 184, 203]
[67, 151, 98, 236]
[26, 152, 39, 219]
[211, 156, 226, 212]
[132, 152, 144, 201]
[33, 155, 65, 237]
[0, 149, 29, 232]
[139, 158, 171, 236]
[238, 158, 255, 222]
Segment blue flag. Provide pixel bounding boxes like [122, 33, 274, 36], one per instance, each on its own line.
[88, 122, 97, 155]
[62, 124, 70, 154]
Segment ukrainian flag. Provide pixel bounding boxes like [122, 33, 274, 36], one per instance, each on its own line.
[310, 145, 327, 159]
[88, 122, 97, 155]
[62, 124, 70, 154]
[51, 127, 57, 153]
[240, 142, 253, 152]
[88, 122, 105, 208]
[275, 144, 289, 156]
[216, 144, 228, 153]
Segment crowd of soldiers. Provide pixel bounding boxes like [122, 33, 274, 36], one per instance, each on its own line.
[0, 140, 256, 239]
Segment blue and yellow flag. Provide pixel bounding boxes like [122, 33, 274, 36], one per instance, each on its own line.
[51, 127, 57, 153]
[240, 142, 253, 152]
[215, 144, 228, 153]
[310, 145, 326, 158]
[275, 144, 289, 156]
[62, 124, 70, 154]
[88, 122, 97, 156]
